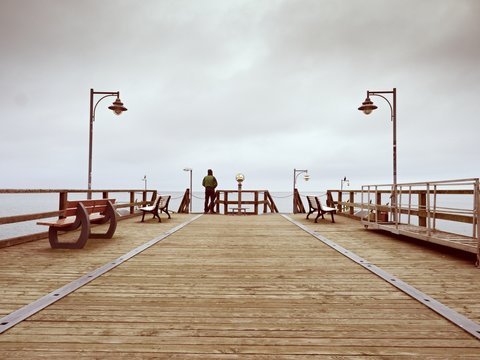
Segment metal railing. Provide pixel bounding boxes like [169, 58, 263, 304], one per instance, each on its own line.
[327, 178, 479, 263]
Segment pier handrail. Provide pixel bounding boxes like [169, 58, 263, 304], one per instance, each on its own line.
[327, 178, 479, 248]
[214, 189, 278, 215]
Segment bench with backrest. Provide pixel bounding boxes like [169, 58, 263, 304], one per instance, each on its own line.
[139, 195, 171, 222]
[37, 199, 117, 249]
[306, 195, 336, 223]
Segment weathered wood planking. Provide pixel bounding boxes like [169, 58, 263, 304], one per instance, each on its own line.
[0, 214, 479, 358]
[295, 214, 480, 323]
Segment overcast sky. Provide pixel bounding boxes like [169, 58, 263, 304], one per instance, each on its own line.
[1, 0, 479, 193]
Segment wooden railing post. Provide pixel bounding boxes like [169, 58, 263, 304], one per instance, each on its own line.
[376, 191, 382, 222]
[337, 191, 342, 212]
[326, 191, 335, 208]
[215, 190, 220, 214]
[224, 191, 228, 215]
[177, 189, 190, 213]
[59, 191, 67, 219]
[293, 189, 306, 213]
[130, 191, 135, 214]
[419, 191, 427, 227]
[349, 191, 355, 215]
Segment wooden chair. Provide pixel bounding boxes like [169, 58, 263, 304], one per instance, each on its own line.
[306, 195, 336, 223]
[316, 196, 336, 223]
[140, 195, 171, 222]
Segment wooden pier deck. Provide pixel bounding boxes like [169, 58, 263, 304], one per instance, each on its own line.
[1, 213, 479, 358]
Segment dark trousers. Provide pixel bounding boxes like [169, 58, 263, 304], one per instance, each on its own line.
[204, 187, 216, 213]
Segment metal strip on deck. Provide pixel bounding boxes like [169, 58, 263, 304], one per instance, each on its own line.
[0, 214, 202, 334]
[282, 214, 480, 340]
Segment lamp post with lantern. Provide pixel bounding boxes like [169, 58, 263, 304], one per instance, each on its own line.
[88, 88, 127, 199]
[183, 168, 193, 213]
[293, 169, 310, 213]
[358, 88, 397, 221]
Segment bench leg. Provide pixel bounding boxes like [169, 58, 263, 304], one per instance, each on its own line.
[90, 201, 117, 239]
[141, 211, 146, 222]
[330, 212, 335, 223]
[162, 208, 171, 219]
[48, 227, 62, 249]
[306, 210, 313, 219]
[49, 205, 90, 249]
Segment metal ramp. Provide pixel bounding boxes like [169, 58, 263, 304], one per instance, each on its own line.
[360, 178, 479, 265]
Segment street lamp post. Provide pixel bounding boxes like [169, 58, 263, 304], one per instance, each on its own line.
[358, 87, 397, 221]
[340, 176, 349, 191]
[183, 168, 193, 213]
[293, 168, 310, 213]
[88, 88, 127, 199]
[142, 175, 147, 191]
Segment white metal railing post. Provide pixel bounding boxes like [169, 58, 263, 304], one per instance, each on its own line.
[433, 185, 437, 231]
[475, 179, 479, 266]
[397, 185, 402, 228]
[407, 186, 412, 225]
[426, 183, 431, 236]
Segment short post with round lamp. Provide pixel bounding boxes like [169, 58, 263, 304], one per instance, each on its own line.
[340, 176, 349, 191]
[236, 173, 245, 213]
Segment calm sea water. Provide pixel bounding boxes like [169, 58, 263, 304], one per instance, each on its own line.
[0, 191, 475, 240]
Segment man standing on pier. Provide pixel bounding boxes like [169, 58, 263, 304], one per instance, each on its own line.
[202, 169, 218, 214]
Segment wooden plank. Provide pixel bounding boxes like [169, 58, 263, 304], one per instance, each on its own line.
[1, 214, 479, 357]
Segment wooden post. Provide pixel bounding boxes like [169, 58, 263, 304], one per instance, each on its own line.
[254, 191, 259, 215]
[59, 191, 67, 219]
[177, 189, 190, 213]
[102, 191, 108, 199]
[293, 189, 306, 213]
[419, 191, 427, 227]
[224, 191, 228, 215]
[376, 191, 382, 222]
[326, 191, 335, 208]
[337, 191, 343, 212]
[130, 191, 135, 214]
[349, 191, 355, 215]
[142, 191, 147, 208]
[215, 190, 220, 214]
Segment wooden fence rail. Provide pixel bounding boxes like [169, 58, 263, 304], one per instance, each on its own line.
[215, 190, 278, 215]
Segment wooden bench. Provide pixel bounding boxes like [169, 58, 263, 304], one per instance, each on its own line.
[37, 199, 117, 249]
[139, 195, 171, 222]
[306, 195, 336, 223]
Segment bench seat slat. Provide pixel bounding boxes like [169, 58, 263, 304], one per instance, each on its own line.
[37, 217, 76, 228]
